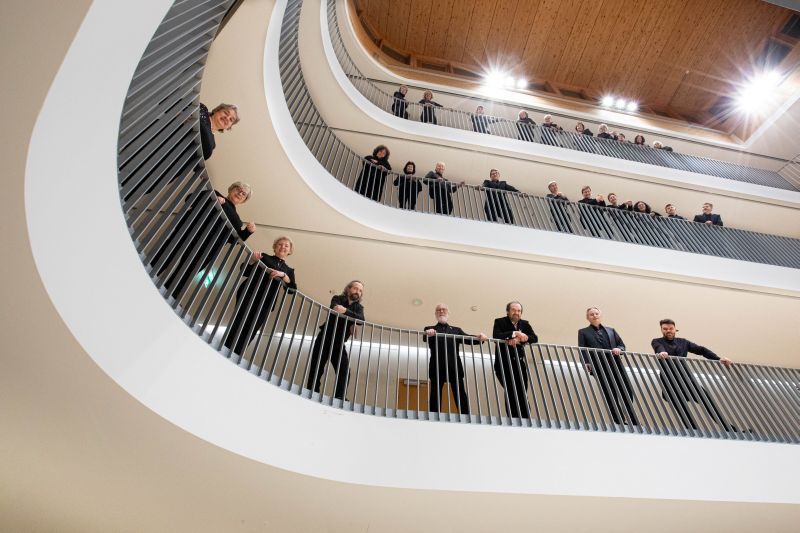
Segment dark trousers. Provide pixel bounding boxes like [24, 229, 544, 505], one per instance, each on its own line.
[433, 197, 454, 215]
[659, 361, 733, 431]
[494, 352, 530, 418]
[485, 197, 514, 224]
[428, 357, 469, 415]
[548, 202, 573, 233]
[355, 172, 386, 202]
[223, 276, 280, 356]
[589, 353, 638, 425]
[307, 328, 350, 400]
[397, 187, 419, 210]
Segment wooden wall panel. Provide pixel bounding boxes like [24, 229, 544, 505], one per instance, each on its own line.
[354, 0, 799, 127]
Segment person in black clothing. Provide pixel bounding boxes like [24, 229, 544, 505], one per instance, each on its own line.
[156, 181, 255, 301]
[578, 186, 606, 237]
[633, 134, 646, 146]
[493, 301, 538, 419]
[424, 303, 488, 415]
[516, 111, 536, 142]
[575, 122, 593, 136]
[606, 193, 629, 210]
[578, 307, 639, 426]
[199, 103, 239, 160]
[597, 124, 614, 140]
[665, 204, 685, 220]
[393, 161, 422, 210]
[307, 280, 365, 401]
[355, 145, 391, 202]
[546, 181, 572, 233]
[482, 168, 521, 224]
[471, 105, 499, 134]
[425, 162, 462, 215]
[391, 85, 409, 119]
[652, 319, 736, 432]
[634, 200, 660, 217]
[223, 236, 296, 356]
[653, 141, 674, 152]
[693, 202, 723, 226]
[419, 90, 443, 124]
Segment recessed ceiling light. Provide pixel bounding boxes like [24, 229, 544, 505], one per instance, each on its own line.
[601, 95, 614, 107]
[626, 101, 638, 112]
[516, 78, 528, 89]
[615, 98, 627, 109]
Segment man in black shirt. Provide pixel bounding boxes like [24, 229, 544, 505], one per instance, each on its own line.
[546, 181, 573, 233]
[665, 203, 685, 220]
[577, 307, 638, 426]
[492, 301, 538, 419]
[307, 280, 365, 401]
[578, 186, 606, 237]
[693, 202, 723, 226]
[424, 303, 488, 415]
[482, 168, 521, 224]
[471, 105, 499, 134]
[425, 162, 462, 215]
[652, 318, 736, 432]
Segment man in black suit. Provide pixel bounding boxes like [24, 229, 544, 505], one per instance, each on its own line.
[693, 202, 723, 226]
[425, 162, 462, 215]
[482, 168, 522, 224]
[665, 203, 685, 220]
[652, 318, 736, 432]
[577, 307, 638, 426]
[307, 280, 365, 401]
[492, 301, 538, 419]
[424, 303, 488, 415]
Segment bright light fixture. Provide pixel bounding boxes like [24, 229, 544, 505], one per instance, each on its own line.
[484, 70, 505, 88]
[615, 98, 627, 109]
[601, 95, 615, 107]
[516, 78, 528, 89]
[504, 76, 516, 87]
[736, 70, 782, 114]
[626, 101, 638, 112]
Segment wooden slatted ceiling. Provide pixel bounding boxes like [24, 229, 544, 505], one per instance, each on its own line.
[356, 0, 796, 122]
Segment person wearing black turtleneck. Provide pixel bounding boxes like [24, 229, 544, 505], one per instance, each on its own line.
[199, 103, 239, 160]
[355, 145, 392, 202]
[424, 304, 488, 415]
[482, 169, 520, 224]
[306, 281, 365, 401]
[223, 237, 296, 356]
[391, 85, 409, 119]
[652, 319, 736, 432]
[577, 307, 638, 426]
[492, 302, 538, 419]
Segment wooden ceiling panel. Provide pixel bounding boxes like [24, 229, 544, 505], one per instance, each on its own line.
[404, 0, 434, 55]
[354, 0, 799, 128]
[423, 0, 455, 58]
[443, 0, 477, 63]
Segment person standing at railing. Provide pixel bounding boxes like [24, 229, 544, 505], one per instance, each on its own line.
[597, 124, 614, 141]
[471, 106, 499, 134]
[546, 181, 573, 233]
[425, 162, 463, 215]
[633, 134, 646, 146]
[199, 103, 240, 160]
[578, 186, 607, 238]
[575, 122, 593, 136]
[424, 304, 488, 415]
[516, 111, 536, 142]
[578, 307, 639, 426]
[306, 280, 365, 401]
[493, 302, 538, 419]
[391, 85, 409, 119]
[419, 90, 443, 125]
[692, 202, 723, 226]
[481, 169, 521, 224]
[652, 319, 736, 433]
[355, 145, 391, 202]
[223, 236, 296, 356]
[665, 204, 685, 220]
[156, 181, 255, 301]
[393, 161, 422, 210]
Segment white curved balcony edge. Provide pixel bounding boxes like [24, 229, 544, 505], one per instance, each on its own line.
[265, 0, 800, 295]
[324, 1, 800, 209]
[23, 0, 800, 505]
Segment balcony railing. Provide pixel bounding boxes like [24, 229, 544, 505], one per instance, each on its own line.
[274, 2, 800, 268]
[115, 0, 800, 446]
[326, 0, 799, 193]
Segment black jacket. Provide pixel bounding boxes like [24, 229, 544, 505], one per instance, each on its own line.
[355, 155, 391, 201]
[651, 337, 719, 360]
[517, 117, 536, 141]
[492, 316, 537, 372]
[472, 114, 499, 134]
[391, 91, 408, 119]
[215, 190, 253, 243]
[320, 294, 365, 342]
[419, 99, 443, 124]
[425, 171, 458, 213]
[578, 324, 625, 365]
[693, 213, 723, 226]
[597, 132, 614, 141]
[199, 103, 215, 160]
[424, 323, 482, 378]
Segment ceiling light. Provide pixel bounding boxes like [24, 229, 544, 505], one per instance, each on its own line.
[736, 70, 782, 114]
[484, 70, 505, 88]
[626, 101, 638, 112]
[504, 76, 516, 87]
[615, 98, 627, 109]
[516, 78, 528, 89]
[601, 95, 614, 107]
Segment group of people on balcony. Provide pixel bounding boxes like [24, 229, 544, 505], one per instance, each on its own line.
[159, 102, 740, 434]
[390, 85, 674, 151]
[353, 144, 725, 231]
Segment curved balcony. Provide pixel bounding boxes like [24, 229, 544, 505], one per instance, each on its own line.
[325, 0, 799, 193]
